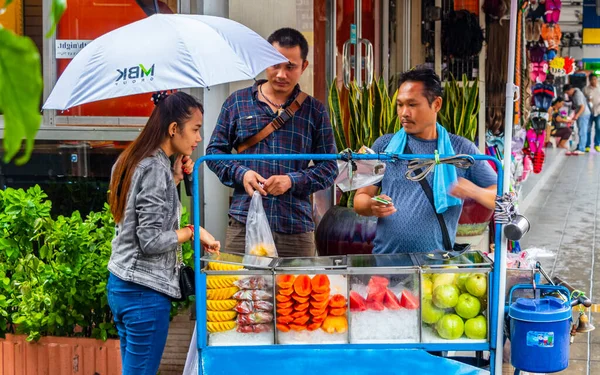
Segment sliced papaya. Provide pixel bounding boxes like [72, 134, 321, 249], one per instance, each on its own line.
[277, 323, 290, 332]
[293, 314, 310, 325]
[279, 287, 294, 296]
[277, 301, 294, 309]
[329, 306, 347, 316]
[276, 294, 292, 303]
[293, 274, 312, 297]
[310, 274, 330, 294]
[294, 302, 310, 311]
[277, 307, 294, 316]
[291, 294, 310, 304]
[329, 294, 347, 308]
[277, 274, 295, 289]
[309, 307, 327, 316]
[321, 315, 348, 334]
[289, 323, 307, 332]
[311, 291, 330, 301]
[291, 310, 308, 319]
[310, 298, 329, 310]
[277, 315, 294, 324]
[307, 321, 323, 331]
[311, 309, 328, 323]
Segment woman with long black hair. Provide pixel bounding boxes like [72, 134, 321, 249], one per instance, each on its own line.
[107, 91, 219, 374]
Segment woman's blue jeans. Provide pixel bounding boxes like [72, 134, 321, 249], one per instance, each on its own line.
[108, 273, 172, 375]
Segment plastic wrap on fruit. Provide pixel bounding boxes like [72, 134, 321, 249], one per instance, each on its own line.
[236, 312, 274, 325]
[232, 289, 273, 301]
[234, 276, 268, 290]
[233, 300, 274, 314]
[236, 323, 272, 333]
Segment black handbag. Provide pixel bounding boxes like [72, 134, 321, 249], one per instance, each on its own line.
[404, 144, 471, 258]
[178, 263, 195, 301]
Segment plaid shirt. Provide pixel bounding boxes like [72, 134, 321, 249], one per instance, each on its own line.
[206, 80, 338, 234]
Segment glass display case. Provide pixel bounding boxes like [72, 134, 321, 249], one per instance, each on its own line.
[273, 256, 348, 345]
[414, 251, 492, 344]
[201, 252, 278, 346]
[346, 254, 420, 344]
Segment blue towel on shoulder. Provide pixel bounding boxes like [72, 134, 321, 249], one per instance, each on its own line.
[384, 123, 462, 214]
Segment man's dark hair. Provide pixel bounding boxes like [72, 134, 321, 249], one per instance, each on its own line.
[267, 28, 309, 61]
[563, 84, 573, 92]
[398, 68, 443, 105]
[590, 73, 597, 79]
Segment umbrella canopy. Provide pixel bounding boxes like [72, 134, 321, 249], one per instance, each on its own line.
[43, 14, 288, 110]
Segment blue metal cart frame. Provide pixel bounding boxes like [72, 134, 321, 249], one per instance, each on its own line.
[191, 152, 505, 374]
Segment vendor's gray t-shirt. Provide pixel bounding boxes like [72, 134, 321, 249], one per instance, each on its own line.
[370, 133, 497, 254]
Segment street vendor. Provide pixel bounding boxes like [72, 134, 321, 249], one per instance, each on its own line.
[206, 27, 338, 257]
[354, 68, 497, 254]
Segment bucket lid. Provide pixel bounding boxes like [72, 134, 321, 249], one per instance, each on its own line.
[509, 296, 571, 322]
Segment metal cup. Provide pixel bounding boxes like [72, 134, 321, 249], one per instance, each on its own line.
[504, 214, 531, 241]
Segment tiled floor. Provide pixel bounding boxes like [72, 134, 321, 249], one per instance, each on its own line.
[520, 152, 600, 375]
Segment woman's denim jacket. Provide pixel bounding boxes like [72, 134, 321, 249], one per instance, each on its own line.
[108, 148, 181, 299]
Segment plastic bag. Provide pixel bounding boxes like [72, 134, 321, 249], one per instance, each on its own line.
[335, 147, 386, 192]
[234, 276, 269, 290]
[236, 323, 272, 333]
[245, 192, 277, 264]
[232, 289, 273, 301]
[236, 312, 273, 325]
[234, 300, 274, 314]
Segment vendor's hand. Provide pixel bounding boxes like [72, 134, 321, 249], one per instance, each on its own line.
[449, 177, 477, 200]
[263, 175, 292, 196]
[243, 170, 267, 196]
[173, 155, 193, 185]
[371, 194, 396, 218]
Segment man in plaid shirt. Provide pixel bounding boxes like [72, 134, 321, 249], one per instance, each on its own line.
[206, 28, 338, 257]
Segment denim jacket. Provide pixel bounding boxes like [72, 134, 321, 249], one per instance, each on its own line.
[108, 148, 182, 299]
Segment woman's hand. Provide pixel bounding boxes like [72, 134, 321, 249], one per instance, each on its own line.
[173, 155, 194, 185]
[200, 227, 221, 254]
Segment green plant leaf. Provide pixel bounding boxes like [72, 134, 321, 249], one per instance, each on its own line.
[45, 0, 67, 38]
[328, 82, 347, 151]
[0, 29, 42, 165]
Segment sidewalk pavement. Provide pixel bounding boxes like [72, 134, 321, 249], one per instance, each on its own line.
[520, 150, 600, 375]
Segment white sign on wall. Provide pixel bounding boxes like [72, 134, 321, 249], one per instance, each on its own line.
[56, 40, 92, 59]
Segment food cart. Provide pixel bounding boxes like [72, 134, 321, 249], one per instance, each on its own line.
[190, 152, 505, 375]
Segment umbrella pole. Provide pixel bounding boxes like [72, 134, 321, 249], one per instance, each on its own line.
[153, 0, 159, 14]
[494, 0, 518, 371]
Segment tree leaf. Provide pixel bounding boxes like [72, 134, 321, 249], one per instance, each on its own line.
[0, 29, 42, 165]
[45, 0, 67, 38]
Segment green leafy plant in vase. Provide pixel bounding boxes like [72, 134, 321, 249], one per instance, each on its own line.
[315, 78, 400, 255]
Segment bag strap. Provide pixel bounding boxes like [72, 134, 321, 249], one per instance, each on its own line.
[236, 91, 309, 153]
[404, 144, 453, 251]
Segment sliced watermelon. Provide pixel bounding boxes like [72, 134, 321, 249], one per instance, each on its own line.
[383, 288, 401, 310]
[366, 284, 386, 304]
[366, 301, 385, 311]
[368, 276, 389, 289]
[349, 291, 367, 312]
[400, 290, 419, 309]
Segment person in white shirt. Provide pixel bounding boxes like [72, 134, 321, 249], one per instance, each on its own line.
[584, 73, 600, 152]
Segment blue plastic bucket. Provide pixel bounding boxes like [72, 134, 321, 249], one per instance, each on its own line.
[509, 296, 572, 373]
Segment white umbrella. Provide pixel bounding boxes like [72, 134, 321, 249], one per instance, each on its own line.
[43, 14, 288, 110]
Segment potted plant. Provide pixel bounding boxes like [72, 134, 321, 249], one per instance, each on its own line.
[0, 186, 193, 373]
[315, 78, 400, 255]
[438, 74, 493, 237]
